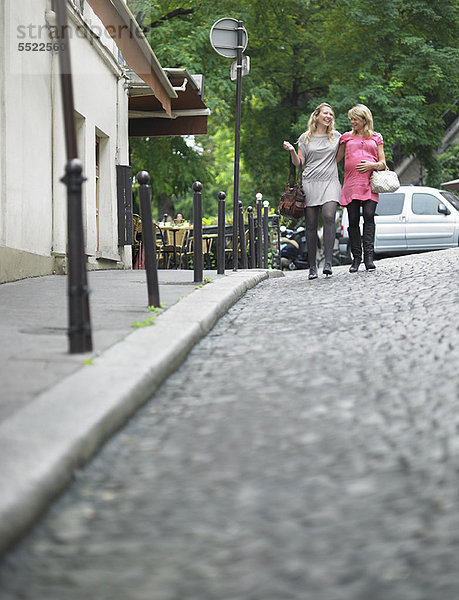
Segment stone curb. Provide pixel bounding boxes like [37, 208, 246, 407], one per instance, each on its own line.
[0, 269, 283, 557]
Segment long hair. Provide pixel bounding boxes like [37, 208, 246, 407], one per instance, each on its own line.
[300, 102, 336, 145]
[348, 104, 374, 139]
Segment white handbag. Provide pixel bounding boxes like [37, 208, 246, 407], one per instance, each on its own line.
[370, 165, 400, 193]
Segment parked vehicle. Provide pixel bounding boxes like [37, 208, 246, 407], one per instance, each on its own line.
[280, 225, 309, 270]
[337, 186, 459, 260]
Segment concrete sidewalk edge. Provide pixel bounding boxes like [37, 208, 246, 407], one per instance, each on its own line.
[0, 269, 283, 557]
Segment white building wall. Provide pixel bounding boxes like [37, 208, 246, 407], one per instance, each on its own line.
[1, 0, 54, 269]
[1, 0, 132, 283]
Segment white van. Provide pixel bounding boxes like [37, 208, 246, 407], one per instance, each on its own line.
[337, 185, 459, 260]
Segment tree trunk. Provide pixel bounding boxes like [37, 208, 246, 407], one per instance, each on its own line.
[157, 192, 175, 222]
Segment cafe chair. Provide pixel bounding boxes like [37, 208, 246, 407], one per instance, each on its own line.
[153, 221, 174, 268]
[165, 226, 190, 269]
[184, 231, 217, 270]
[225, 229, 249, 269]
[132, 214, 142, 269]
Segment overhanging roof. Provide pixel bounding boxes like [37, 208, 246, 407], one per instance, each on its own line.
[128, 68, 210, 137]
[85, 0, 176, 116]
[441, 179, 459, 191]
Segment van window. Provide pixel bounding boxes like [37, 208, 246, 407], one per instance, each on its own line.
[375, 193, 404, 215]
[412, 193, 445, 215]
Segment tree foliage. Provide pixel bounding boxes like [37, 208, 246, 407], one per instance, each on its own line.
[128, 0, 459, 216]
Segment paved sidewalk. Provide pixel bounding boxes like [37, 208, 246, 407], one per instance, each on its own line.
[0, 267, 282, 556]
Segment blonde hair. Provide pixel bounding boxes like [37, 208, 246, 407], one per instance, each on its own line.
[348, 104, 374, 139]
[300, 102, 336, 145]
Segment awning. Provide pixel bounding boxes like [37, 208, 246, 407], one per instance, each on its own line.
[85, 0, 176, 116]
[128, 68, 210, 137]
[441, 179, 459, 191]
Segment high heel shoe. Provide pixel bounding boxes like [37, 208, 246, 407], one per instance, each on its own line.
[323, 261, 332, 276]
[349, 256, 361, 273]
[308, 266, 318, 280]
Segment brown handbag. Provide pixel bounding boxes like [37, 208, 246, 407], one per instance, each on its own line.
[279, 158, 305, 219]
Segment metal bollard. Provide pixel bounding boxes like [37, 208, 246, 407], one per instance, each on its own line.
[63, 159, 93, 353]
[137, 171, 160, 307]
[273, 213, 281, 270]
[54, 0, 92, 353]
[247, 206, 255, 269]
[217, 191, 226, 275]
[256, 192, 263, 268]
[238, 200, 248, 269]
[193, 181, 203, 282]
[263, 200, 269, 269]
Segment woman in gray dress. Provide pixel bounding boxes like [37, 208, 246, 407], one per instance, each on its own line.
[283, 102, 341, 279]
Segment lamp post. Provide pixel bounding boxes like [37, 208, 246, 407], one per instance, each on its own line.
[210, 18, 249, 271]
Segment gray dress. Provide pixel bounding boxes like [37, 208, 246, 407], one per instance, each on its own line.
[298, 130, 341, 207]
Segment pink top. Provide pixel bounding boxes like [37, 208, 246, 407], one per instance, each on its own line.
[340, 132, 383, 205]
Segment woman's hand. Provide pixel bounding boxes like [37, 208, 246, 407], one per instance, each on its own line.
[356, 160, 377, 173]
[283, 141, 302, 168]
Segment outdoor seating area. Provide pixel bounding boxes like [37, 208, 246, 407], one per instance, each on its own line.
[133, 217, 201, 269]
[132, 213, 281, 271]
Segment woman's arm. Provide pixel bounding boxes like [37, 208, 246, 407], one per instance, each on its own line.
[376, 144, 386, 170]
[283, 141, 303, 168]
[356, 144, 386, 172]
[336, 143, 345, 163]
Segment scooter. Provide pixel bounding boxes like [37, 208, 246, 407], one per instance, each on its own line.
[280, 225, 309, 270]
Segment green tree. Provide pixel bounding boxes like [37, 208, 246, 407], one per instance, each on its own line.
[429, 142, 459, 186]
[127, 0, 459, 216]
[130, 136, 211, 220]
[322, 0, 459, 166]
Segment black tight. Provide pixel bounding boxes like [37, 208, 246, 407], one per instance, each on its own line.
[305, 201, 337, 266]
[347, 199, 377, 228]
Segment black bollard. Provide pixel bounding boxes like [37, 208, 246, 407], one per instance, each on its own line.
[256, 193, 263, 268]
[273, 213, 281, 270]
[55, 0, 92, 353]
[238, 201, 248, 269]
[193, 181, 203, 283]
[247, 206, 255, 269]
[62, 159, 92, 353]
[263, 200, 269, 269]
[217, 191, 226, 275]
[137, 171, 160, 308]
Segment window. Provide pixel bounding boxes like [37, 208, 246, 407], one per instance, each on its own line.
[412, 193, 445, 215]
[375, 193, 405, 216]
[116, 165, 134, 246]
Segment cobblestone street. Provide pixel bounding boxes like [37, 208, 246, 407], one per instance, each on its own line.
[1, 249, 458, 600]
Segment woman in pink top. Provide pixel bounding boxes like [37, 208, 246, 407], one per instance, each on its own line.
[336, 104, 386, 271]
